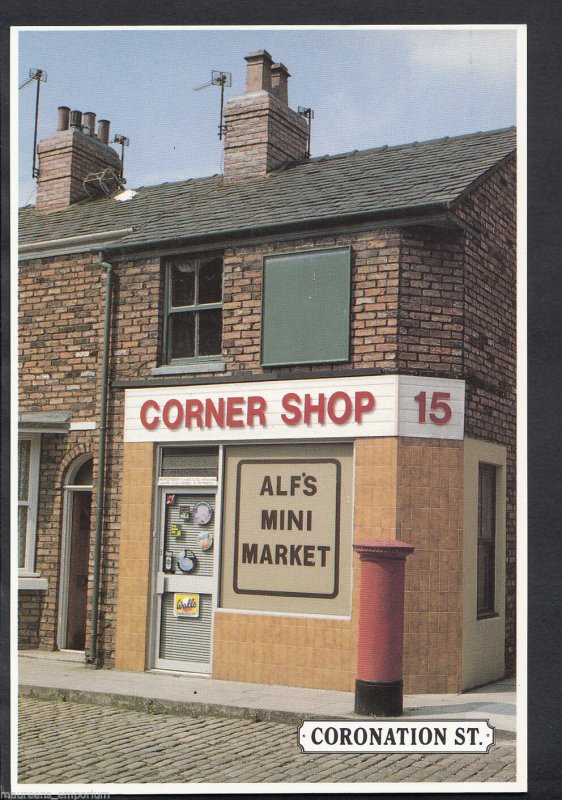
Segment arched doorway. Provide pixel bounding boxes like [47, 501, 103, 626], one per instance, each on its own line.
[58, 456, 93, 651]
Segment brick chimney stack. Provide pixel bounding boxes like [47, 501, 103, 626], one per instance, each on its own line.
[35, 107, 121, 213]
[223, 50, 309, 181]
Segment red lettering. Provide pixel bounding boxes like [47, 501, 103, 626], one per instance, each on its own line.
[185, 399, 204, 429]
[162, 399, 183, 429]
[281, 393, 302, 425]
[140, 399, 160, 430]
[247, 396, 267, 427]
[226, 396, 245, 428]
[429, 392, 452, 425]
[204, 397, 225, 428]
[354, 391, 376, 422]
[327, 391, 352, 424]
[303, 393, 326, 424]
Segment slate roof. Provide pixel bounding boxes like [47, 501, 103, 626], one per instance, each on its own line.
[19, 126, 516, 251]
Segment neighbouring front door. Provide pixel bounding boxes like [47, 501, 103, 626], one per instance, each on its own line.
[59, 457, 93, 652]
[153, 489, 217, 672]
[65, 491, 91, 649]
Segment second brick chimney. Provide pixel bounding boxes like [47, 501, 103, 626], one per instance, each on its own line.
[36, 107, 122, 213]
[223, 51, 309, 181]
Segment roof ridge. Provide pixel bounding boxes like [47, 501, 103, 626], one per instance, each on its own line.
[302, 125, 516, 167]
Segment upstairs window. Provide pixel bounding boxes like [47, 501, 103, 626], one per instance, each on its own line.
[477, 463, 497, 617]
[261, 246, 351, 367]
[164, 254, 223, 363]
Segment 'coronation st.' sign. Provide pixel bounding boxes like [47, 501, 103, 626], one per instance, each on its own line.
[123, 375, 465, 443]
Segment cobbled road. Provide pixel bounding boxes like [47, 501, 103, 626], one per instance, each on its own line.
[18, 697, 516, 784]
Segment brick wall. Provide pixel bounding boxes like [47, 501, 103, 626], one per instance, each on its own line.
[455, 157, 517, 674]
[18, 591, 44, 648]
[19, 252, 105, 646]
[223, 91, 308, 181]
[222, 230, 401, 374]
[36, 129, 121, 213]
[19, 253, 104, 417]
[94, 257, 161, 663]
[19, 156, 516, 672]
[397, 226, 465, 376]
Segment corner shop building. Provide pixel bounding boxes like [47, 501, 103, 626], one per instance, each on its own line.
[18, 51, 516, 694]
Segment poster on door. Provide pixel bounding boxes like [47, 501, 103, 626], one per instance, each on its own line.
[173, 593, 200, 618]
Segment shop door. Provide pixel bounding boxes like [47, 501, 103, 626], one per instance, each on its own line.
[153, 489, 217, 672]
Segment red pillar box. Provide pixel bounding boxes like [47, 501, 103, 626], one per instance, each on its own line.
[353, 539, 415, 716]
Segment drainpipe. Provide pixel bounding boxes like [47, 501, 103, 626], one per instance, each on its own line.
[87, 252, 113, 665]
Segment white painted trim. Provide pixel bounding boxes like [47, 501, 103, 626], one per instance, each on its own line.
[18, 426, 68, 435]
[152, 361, 226, 376]
[152, 657, 211, 674]
[157, 476, 218, 487]
[69, 421, 97, 431]
[18, 434, 41, 575]
[18, 576, 48, 591]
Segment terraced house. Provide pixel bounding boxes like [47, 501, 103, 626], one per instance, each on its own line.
[18, 50, 517, 694]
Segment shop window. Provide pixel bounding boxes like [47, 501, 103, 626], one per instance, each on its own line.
[477, 463, 497, 617]
[164, 254, 223, 364]
[18, 435, 41, 574]
[261, 246, 351, 367]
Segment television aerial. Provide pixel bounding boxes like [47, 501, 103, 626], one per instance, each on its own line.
[193, 71, 232, 140]
[19, 68, 47, 178]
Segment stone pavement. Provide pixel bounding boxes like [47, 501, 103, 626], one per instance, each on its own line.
[18, 696, 516, 784]
[18, 650, 518, 733]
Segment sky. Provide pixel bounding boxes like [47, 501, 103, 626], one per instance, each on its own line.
[16, 27, 519, 207]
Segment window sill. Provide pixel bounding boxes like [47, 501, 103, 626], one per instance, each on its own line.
[477, 611, 500, 621]
[19, 575, 48, 591]
[152, 361, 226, 377]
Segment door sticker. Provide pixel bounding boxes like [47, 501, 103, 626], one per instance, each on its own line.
[173, 593, 200, 618]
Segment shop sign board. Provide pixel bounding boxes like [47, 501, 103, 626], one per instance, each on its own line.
[233, 459, 341, 598]
[220, 443, 354, 617]
[124, 375, 465, 443]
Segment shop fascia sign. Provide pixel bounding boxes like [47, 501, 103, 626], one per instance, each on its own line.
[124, 375, 465, 442]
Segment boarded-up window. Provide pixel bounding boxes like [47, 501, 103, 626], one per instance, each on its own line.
[261, 247, 351, 367]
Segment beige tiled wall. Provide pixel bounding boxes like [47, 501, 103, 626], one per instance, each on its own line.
[115, 437, 466, 691]
[213, 437, 465, 693]
[398, 438, 464, 693]
[114, 442, 155, 671]
[213, 439, 403, 690]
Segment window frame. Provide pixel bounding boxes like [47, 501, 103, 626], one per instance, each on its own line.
[477, 461, 497, 619]
[18, 433, 41, 576]
[163, 253, 224, 365]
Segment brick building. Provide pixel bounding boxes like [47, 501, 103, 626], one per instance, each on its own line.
[18, 50, 516, 693]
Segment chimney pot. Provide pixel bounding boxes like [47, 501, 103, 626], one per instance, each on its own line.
[69, 110, 82, 130]
[97, 119, 110, 145]
[83, 112, 96, 137]
[224, 51, 309, 181]
[244, 49, 273, 93]
[271, 63, 290, 105]
[57, 106, 70, 131]
[36, 106, 121, 212]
